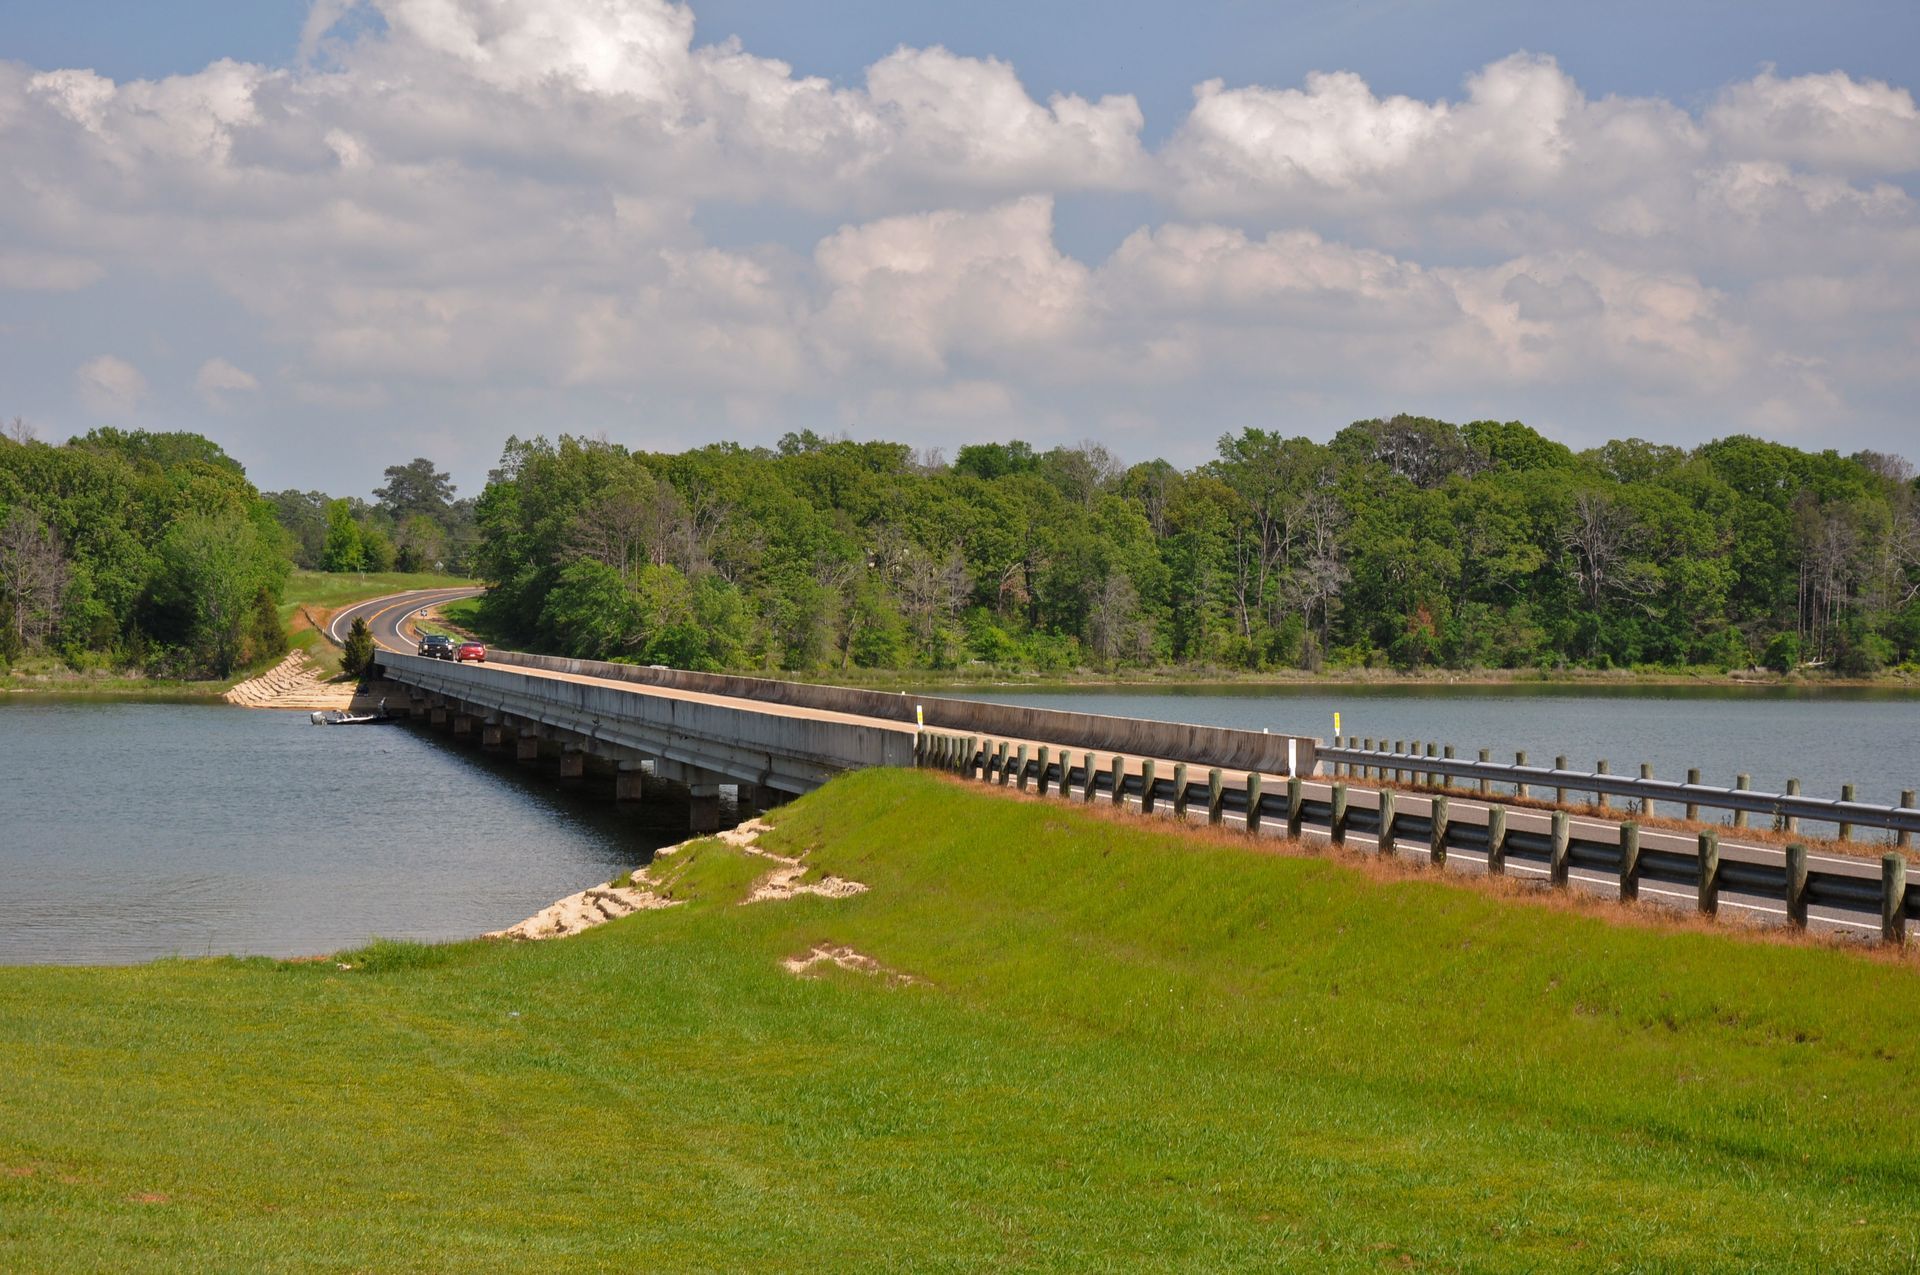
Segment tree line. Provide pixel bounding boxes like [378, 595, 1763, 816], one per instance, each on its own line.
[0, 425, 289, 677]
[266, 457, 478, 575]
[471, 419, 1920, 677]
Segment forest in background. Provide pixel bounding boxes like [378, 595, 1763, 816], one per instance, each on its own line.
[471, 417, 1920, 678]
[0, 424, 288, 677]
[7, 414, 1920, 681]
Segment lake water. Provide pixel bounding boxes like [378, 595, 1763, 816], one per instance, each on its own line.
[0, 699, 679, 965]
[4, 684, 1917, 964]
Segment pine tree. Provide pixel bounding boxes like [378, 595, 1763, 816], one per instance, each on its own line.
[341, 616, 376, 677]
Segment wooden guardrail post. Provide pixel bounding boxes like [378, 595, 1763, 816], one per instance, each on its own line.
[1595, 759, 1611, 811]
[1363, 739, 1375, 779]
[1638, 763, 1653, 816]
[965, 736, 978, 778]
[1486, 805, 1508, 875]
[1732, 774, 1750, 828]
[1014, 744, 1029, 791]
[1140, 760, 1157, 814]
[1244, 773, 1263, 833]
[1394, 741, 1405, 783]
[1035, 746, 1051, 796]
[1376, 789, 1395, 854]
[1407, 741, 1420, 786]
[1478, 749, 1491, 796]
[1287, 776, 1304, 838]
[1697, 830, 1719, 915]
[1883, 853, 1908, 945]
[1902, 791, 1915, 850]
[1443, 744, 1456, 789]
[1550, 812, 1570, 887]
[1785, 843, 1809, 928]
[1840, 784, 1856, 842]
[1782, 778, 1800, 832]
[1207, 768, 1224, 824]
[1330, 783, 1349, 846]
[1554, 756, 1568, 806]
[1110, 756, 1126, 807]
[1430, 795, 1449, 866]
[1172, 763, 1189, 818]
[993, 741, 1009, 782]
[1686, 768, 1702, 822]
[1425, 742, 1439, 787]
[1083, 752, 1100, 804]
[1619, 823, 1641, 901]
[1514, 751, 1529, 801]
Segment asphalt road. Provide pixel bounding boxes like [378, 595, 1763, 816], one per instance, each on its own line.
[326, 587, 484, 654]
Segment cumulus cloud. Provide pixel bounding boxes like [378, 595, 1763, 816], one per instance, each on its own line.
[0, 6, 1916, 482]
[1709, 69, 1920, 174]
[75, 355, 149, 416]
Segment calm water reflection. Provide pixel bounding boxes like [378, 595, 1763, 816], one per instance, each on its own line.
[0, 699, 678, 965]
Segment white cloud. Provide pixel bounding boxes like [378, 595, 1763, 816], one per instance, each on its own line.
[0, 10, 1916, 480]
[75, 355, 148, 415]
[195, 357, 260, 405]
[1709, 69, 1920, 174]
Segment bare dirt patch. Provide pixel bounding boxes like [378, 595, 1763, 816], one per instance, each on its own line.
[782, 944, 922, 987]
[487, 883, 679, 941]
[724, 817, 870, 905]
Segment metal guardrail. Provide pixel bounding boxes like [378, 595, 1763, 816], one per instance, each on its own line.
[1318, 739, 1920, 841]
[911, 731, 1915, 946]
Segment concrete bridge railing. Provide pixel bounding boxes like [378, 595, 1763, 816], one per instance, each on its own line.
[488, 649, 1320, 778]
[374, 652, 916, 796]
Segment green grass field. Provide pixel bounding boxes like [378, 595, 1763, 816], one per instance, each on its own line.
[3, 769, 1918, 1271]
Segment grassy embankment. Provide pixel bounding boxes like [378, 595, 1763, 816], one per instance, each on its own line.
[4, 769, 1918, 1271]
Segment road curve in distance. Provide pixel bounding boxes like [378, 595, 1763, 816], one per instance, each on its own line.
[325, 587, 485, 654]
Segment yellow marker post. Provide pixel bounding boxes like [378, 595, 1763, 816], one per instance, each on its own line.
[915, 704, 924, 728]
[1334, 711, 1341, 737]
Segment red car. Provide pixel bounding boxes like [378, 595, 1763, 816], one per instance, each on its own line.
[456, 641, 487, 663]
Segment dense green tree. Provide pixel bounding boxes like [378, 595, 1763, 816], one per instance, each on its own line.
[341, 616, 376, 677]
[321, 500, 365, 572]
[452, 420, 1920, 678]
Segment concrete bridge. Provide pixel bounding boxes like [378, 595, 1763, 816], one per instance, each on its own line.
[352, 589, 1318, 832]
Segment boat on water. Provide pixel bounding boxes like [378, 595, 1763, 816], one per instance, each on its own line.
[311, 698, 399, 726]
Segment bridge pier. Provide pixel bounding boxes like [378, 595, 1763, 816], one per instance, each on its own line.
[515, 729, 541, 762]
[558, 747, 585, 780]
[429, 701, 448, 726]
[739, 784, 786, 818]
[688, 786, 722, 833]
[481, 720, 506, 749]
[616, 761, 647, 802]
[452, 713, 475, 739]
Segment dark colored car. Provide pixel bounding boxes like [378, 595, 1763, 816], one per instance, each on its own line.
[456, 642, 487, 663]
[418, 633, 456, 660]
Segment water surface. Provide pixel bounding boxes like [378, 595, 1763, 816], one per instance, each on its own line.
[0, 699, 677, 964]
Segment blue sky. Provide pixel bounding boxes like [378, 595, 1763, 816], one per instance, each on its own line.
[2, 1, 1917, 496]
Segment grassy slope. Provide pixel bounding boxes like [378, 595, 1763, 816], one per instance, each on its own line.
[3, 770, 1918, 1272]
